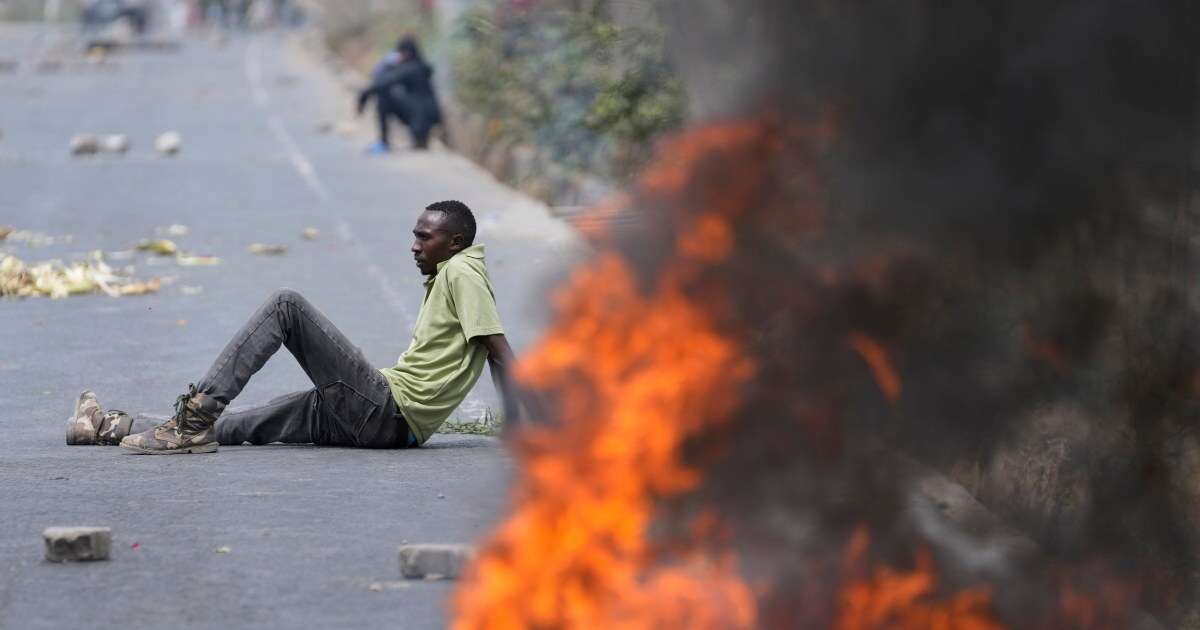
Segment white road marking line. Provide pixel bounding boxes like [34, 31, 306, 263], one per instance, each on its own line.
[245, 40, 270, 108]
[267, 113, 329, 202]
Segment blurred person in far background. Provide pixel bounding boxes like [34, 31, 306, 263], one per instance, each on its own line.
[82, 0, 149, 35]
[356, 36, 444, 154]
[201, 0, 227, 26]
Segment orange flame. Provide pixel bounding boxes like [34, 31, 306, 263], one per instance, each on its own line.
[1048, 566, 1142, 629]
[454, 116, 1029, 629]
[847, 332, 902, 402]
[453, 253, 756, 629]
[837, 529, 1004, 630]
[454, 119, 783, 630]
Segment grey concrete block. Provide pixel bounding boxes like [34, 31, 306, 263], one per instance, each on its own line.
[43, 527, 111, 562]
[398, 544, 475, 580]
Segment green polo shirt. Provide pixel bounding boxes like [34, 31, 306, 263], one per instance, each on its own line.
[379, 244, 504, 445]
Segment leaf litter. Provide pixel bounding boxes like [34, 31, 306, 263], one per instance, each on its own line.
[176, 253, 221, 266]
[136, 239, 178, 255]
[0, 226, 73, 247]
[0, 222, 310, 299]
[135, 237, 221, 266]
[248, 243, 288, 256]
[1, 251, 160, 299]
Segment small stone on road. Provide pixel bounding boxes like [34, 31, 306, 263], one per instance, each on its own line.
[154, 131, 182, 156]
[101, 134, 129, 154]
[69, 134, 100, 156]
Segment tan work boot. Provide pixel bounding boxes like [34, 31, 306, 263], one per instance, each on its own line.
[65, 390, 133, 445]
[119, 384, 219, 455]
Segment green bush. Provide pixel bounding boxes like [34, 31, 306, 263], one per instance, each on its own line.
[450, 1, 684, 181]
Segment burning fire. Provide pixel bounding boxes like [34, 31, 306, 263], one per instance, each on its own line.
[454, 1, 1198, 625]
[452, 122, 765, 629]
[451, 252, 756, 628]
[452, 119, 1017, 629]
[836, 528, 1002, 630]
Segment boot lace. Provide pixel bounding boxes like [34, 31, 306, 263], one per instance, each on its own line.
[157, 384, 200, 435]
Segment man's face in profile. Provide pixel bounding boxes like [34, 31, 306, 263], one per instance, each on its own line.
[410, 210, 460, 276]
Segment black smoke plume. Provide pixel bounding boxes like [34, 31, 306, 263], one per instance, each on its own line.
[610, 0, 1200, 626]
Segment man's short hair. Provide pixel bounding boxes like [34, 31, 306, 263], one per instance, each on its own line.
[426, 200, 476, 246]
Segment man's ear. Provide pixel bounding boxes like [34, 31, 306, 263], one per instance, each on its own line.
[449, 233, 466, 251]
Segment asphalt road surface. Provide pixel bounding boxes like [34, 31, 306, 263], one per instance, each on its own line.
[0, 22, 580, 630]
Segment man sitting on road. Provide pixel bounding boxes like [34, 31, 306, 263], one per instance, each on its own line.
[65, 200, 521, 453]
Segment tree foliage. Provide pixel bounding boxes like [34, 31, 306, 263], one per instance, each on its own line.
[450, 0, 685, 181]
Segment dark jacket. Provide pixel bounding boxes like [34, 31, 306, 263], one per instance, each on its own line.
[358, 59, 442, 134]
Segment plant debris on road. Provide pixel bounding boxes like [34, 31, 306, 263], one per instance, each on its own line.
[1, 252, 160, 299]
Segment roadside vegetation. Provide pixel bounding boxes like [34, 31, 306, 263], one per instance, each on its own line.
[449, 0, 684, 186]
[317, 0, 437, 78]
[317, 0, 685, 204]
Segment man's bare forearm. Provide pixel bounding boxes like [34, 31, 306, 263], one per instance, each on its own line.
[479, 334, 521, 425]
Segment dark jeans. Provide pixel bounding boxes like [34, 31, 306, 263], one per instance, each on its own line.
[140, 289, 409, 448]
[376, 93, 434, 149]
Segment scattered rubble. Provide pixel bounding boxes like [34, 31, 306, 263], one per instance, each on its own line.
[398, 544, 475, 580]
[301, 227, 320, 240]
[1, 252, 160, 299]
[154, 131, 182, 156]
[100, 134, 129, 154]
[70, 134, 132, 156]
[43, 527, 111, 562]
[247, 243, 287, 256]
[69, 134, 100, 156]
